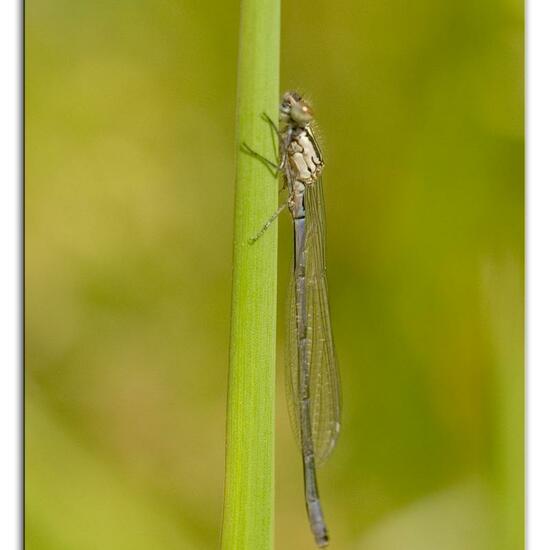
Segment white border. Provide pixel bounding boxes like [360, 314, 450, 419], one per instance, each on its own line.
[527, 1, 550, 549]
[0, 0, 22, 548]
[0, 1, 539, 549]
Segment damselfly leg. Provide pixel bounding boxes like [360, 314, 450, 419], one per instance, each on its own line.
[240, 142, 280, 177]
[248, 200, 289, 244]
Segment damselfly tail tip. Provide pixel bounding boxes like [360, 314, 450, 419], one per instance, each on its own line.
[315, 532, 329, 548]
[309, 516, 329, 548]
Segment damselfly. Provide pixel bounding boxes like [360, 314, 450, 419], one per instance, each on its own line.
[244, 92, 342, 547]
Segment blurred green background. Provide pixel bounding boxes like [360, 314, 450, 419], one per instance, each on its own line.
[25, 0, 523, 549]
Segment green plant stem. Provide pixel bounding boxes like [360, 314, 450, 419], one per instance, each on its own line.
[222, 1, 280, 549]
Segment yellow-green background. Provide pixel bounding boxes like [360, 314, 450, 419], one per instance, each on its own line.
[26, 0, 524, 548]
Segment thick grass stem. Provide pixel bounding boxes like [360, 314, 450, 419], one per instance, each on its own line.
[222, 1, 280, 549]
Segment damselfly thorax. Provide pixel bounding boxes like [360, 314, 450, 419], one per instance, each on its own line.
[283, 122, 324, 223]
[286, 126, 324, 185]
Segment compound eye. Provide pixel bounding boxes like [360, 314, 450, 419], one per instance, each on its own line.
[290, 102, 313, 124]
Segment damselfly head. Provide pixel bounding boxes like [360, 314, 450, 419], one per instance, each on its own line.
[280, 91, 314, 126]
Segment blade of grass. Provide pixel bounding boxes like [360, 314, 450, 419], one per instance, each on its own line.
[483, 259, 524, 550]
[221, 1, 280, 549]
